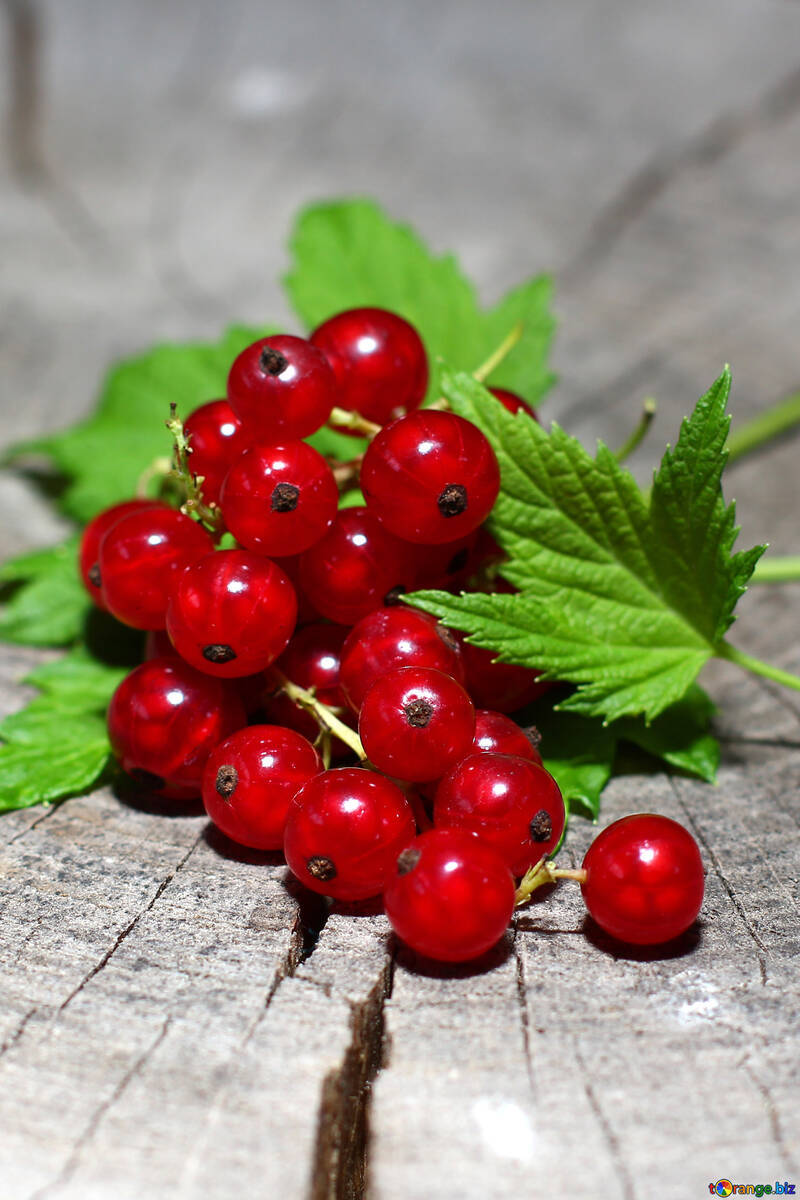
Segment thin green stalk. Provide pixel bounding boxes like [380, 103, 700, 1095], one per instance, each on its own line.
[751, 556, 800, 585]
[718, 641, 800, 692]
[474, 322, 524, 383]
[614, 398, 657, 463]
[727, 390, 800, 464]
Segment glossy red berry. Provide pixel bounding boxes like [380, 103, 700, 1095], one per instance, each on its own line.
[434, 753, 564, 876]
[359, 666, 475, 782]
[339, 606, 464, 713]
[283, 767, 416, 901]
[489, 387, 539, 421]
[299, 506, 415, 626]
[79, 499, 164, 611]
[107, 656, 245, 798]
[383, 829, 514, 962]
[580, 814, 705, 945]
[220, 441, 338, 557]
[227, 334, 337, 441]
[183, 400, 247, 505]
[202, 725, 322, 850]
[460, 639, 551, 713]
[360, 411, 500, 544]
[99, 507, 213, 630]
[410, 531, 479, 590]
[166, 549, 296, 677]
[310, 307, 428, 427]
[472, 710, 542, 764]
[264, 622, 351, 749]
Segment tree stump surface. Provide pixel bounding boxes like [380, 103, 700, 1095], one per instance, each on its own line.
[1, 2, 799, 1196]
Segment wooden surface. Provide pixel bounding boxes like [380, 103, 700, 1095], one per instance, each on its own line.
[2, 2, 800, 1196]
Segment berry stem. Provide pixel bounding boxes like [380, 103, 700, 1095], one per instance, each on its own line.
[727, 389, 800, 465]
[136, 455, 172, 498]
[165, 404, 225, 534]
[717, 641, 800, 692]
[750, 555, 800, 584]
[330, 457, 363, 490]
[327, 407, 382, 437]
[473, 322, 524, 383]
[271, 668, 367, 760]
[614, 397, 657, 463]
[514, 857, 587, 907]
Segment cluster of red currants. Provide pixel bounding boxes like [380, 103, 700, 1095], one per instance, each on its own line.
[78, 307, 705, 963]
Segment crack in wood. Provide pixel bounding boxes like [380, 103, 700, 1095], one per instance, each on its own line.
[572, 1036, 636, 1200]
[0, 1006, 38, 1059]
[512, 938, 536, 1095]
[5, 804, 57, 845]
[739, 1055, 799, 1176]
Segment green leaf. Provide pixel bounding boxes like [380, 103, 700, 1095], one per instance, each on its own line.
[0, 647, 125, 810]
[408, 368, 764, 723]
[285, 198, 555, 405]
[615, 683, 719, 782]
[0, 536, 89, 646]
[6, 326, 269, 523]
[532, 708, 617, 820]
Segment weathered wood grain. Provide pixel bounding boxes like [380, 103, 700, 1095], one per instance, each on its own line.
[1, 1, 800, 1197]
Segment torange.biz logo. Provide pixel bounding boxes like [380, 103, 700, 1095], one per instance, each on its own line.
[709, 1182, 796, 1197]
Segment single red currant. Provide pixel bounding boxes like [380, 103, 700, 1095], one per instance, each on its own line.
[183, 400, 248, 505]
[283, 767, 416, 901]
[472, 710, 542, 764]
[107, 656, 245, 797]
[339, 606, 464, 713]
[360, 411, 500, 544]
[310, 307, 428, 427]
[202, 725, 322, 850]
[460, 638, 551, 713]
[166, 549, 296, 677]
[79, 499, 163, 610]
[410, 530, 479, 590]
[227, 334, 337, 441]
[298, 506, 415, 626]
[264, 622, 351, 750]
[359, 666, 475, 782]
[489, 386, 539, 421]
[434, 753, 564, 875]
[383, 829, 515, 962]
[580, 813, 705, 945]
[99, 507, 213, 630]
[272, 555, 321, 625]
[220, 441, 338, 557]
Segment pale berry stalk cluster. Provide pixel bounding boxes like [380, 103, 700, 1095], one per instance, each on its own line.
[78, 307, 705, 963]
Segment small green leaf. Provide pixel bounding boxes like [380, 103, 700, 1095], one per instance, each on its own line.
[285, 198, 555, 405]
[615, 684, 719, 782]
[0, 536, 89, 646]
[7, 326, 270, 523]
[0, 646, 126, 810]
[531, 708, 617, 820]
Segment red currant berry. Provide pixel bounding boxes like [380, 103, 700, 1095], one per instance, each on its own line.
[264, 622, 351, 751]
[339, 606, 464, 713]
[107, 656, 245, 798]
[472, 710, 542, 764]
[202, 725, 322, 850]
[434, 753, 564, 876]
[272, 555, 321, 624]
[220, 441, 338, 557]
[79, 499, 163, 610]
[580, 814, 705, 946]
[183, 400, 247, 506]
[383, 829, 514, 962]
[359, 666, 475, 782]
[298, 506, 414, 626]
[99, 507, 213, 630]
[460, 638, 551, 713]
[410, 530, 479, 590]
[283, 767, 415, 901]
[310, 307, 428, 427]
[227, 334, 337, 441]
[360, 411, 500, 544]
[166, 549, 296, 677]
[489, 387, 539, 421]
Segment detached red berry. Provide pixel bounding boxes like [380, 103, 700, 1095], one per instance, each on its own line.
[434, 752, 565, 876]
[359, 665, 475, 782]
[384, 828, 515, 962]
[202, 725, 322, 850]
[166, 549, 297, 677]
[284, 767, 416, 901]
[227, 334, 337, 441]
[310, 306, 428, 427]
[581, 813, 705, 945]
[360, 410, 500, 544]
[107, 656, 245, 798]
